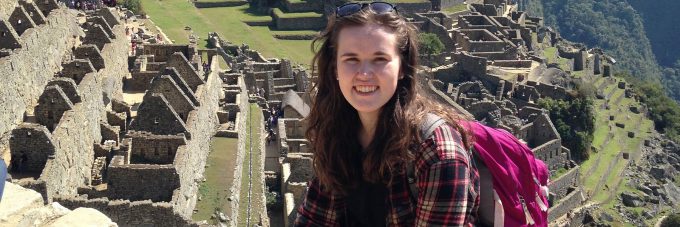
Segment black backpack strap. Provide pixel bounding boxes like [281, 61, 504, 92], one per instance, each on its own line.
[407, 113, 446, 203]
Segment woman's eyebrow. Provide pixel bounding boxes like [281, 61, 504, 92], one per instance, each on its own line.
[339, 53, 358, 57]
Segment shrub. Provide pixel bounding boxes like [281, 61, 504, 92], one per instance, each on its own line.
[661, 213, 680, 227]
[122, 0, 145, 15]
[418, 33, 444, 57]
[538, 96, 595, 162]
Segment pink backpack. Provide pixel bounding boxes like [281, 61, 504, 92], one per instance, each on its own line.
[409, 114, 550, 227]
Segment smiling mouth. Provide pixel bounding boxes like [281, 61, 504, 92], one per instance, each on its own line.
[354, 85, 378, 94]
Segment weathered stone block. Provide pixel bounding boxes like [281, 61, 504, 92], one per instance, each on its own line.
[621, 192, 644, 207]
[618, 81, 626, 89]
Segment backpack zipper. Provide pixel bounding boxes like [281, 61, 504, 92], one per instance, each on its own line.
[519, 196, 535, 225]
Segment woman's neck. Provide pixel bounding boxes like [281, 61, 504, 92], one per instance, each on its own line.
[358, 111, 380, 150]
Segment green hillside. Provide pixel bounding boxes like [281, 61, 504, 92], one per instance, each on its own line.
[524, 0, 680, 102]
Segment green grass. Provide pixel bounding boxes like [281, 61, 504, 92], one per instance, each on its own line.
[558, 57, 571, 71]
[238, 103, 264, 226]
[572, 71, 584, 78]
[580, 74, 656, 207]
[271, 30, 319, 35]
[141, 0, 315, 66]
[441, 3, 468, 14]
[551, 166, 570, 179]
[193, 137, 239, 223]
[195, 0, 245, 3]
[273, 8, 322, 18]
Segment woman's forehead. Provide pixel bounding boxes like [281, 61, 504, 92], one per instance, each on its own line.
[336, 24, 399, 55]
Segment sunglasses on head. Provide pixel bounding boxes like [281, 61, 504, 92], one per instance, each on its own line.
[336, 1, 398, 18]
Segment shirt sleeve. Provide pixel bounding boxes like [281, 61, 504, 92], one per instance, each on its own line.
[294, 177, 343, 227]
[414, 124, 477, 227]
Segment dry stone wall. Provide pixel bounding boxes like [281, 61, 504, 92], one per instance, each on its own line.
[171, 57, 222, 217]
[54, 196, 198, 226]
[41, 71, 104, 199]
[0, 7, 82, 151]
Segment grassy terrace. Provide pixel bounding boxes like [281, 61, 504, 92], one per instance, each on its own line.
[442, 3, 468, 14]
[238, 103, 264, 226]
[195, 0, 245, 3]
[579, 76, 654, 218]
[193, 137, 239, 224]
[272, 8, 322, 18]
[141, 0, 315, 65]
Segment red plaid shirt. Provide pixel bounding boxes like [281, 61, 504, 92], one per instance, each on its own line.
[295, 123, 480, 226]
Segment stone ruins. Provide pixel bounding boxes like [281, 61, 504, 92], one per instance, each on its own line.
[0, 0, 229, 225]
[1, 0, 669, 226]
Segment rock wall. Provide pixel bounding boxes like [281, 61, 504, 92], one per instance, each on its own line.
[0, 7, 81, 152]
[548, 166, 580, 201]
[413, 13, 456, 50]
[431, 0, 465, 11]
[284, 0, 321, 13]
[532, 138, 562, 169]
[272, 11, 325, 30]
[224, 74, 249, 227]
[393, 1, 432, 15]
[548, 188, 585, 221]
[40, 72, 103, 199]
[37, 15, 130, 200]
[54, 196, 198, 226]
[0, 0, 19, 19]
[107, 156, 180, 202]
[98, 24, 130, 102]
[171, 57, 222, 217]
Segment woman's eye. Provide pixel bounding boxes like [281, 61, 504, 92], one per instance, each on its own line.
[345, 58, 359, 64]
[374, 58, 388, 63]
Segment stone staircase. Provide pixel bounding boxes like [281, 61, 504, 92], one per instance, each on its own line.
[0, 182, 117, 227]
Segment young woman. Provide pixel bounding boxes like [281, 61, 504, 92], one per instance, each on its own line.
[295, 2, 480, 226]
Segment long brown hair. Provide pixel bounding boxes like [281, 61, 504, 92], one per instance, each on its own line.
[306, 8, 471, 195]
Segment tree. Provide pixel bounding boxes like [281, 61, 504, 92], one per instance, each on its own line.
[122, 0, 145, 16]
[538, 97, 595, 162]
[418, 33, 444, 57]
[661, 213, 680, 227]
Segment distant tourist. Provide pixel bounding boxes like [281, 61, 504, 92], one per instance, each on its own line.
[295, 2, 480, 226]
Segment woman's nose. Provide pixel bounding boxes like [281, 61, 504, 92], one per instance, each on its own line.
[356, 63, 373, 78]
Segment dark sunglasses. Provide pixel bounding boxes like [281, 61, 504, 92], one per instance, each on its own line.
[336, 1, 398, 18]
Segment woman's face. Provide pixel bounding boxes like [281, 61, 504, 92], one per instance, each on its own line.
[336, 24, 402, 116]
